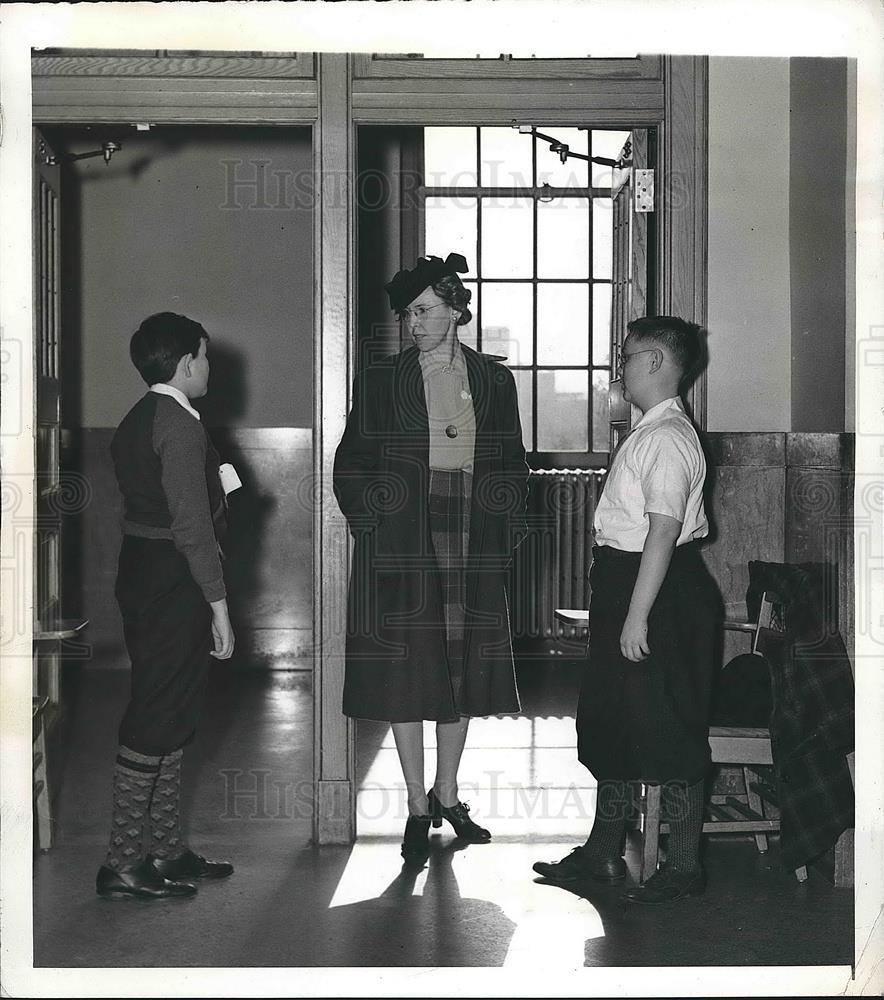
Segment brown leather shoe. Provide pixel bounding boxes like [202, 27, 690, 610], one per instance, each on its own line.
[533, 847, 627, 883]
[148, 849, 234, 880]
[96, 859, 196, 900]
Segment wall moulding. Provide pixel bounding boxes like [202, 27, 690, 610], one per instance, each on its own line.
[31, 50, 316, 78]
[31, 50, 318, 125]
[351, 53, 663, 80]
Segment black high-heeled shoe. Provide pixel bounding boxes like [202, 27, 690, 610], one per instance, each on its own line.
[400, 814, 431, 862]
[428, 789, 491, 842]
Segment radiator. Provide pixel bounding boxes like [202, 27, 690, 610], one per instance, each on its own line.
[510, 469, 604, 640]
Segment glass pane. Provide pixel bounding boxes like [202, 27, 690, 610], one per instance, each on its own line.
[481, 283, 533, 366]
[592, 283, 612, 366]
[592, 198, 614, 279]
[424, 127, 478, 187]
[513, 368, 534, 453]
[537, 199, 589, 279]
[479, 127, 533, 189]
[537, 370, 589, 452]
[591, 129, 631, 164]
[459, 281, 478, 351]
[591, 370, 610, 453]
[537, 284, 589, 366]
[481, 197, 533, 278]
[535, 127, 589, 188]
[424, 197, 478, 278]
[591, 129, 631, 188]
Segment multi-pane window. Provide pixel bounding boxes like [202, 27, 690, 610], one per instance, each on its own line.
[423, 126, 630, 462]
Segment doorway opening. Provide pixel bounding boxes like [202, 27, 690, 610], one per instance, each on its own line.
[352, 123, 655, 840]
[34, 122, 315, 754]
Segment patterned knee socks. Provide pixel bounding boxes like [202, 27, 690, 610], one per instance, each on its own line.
[583, 779, 630, 860]
[105, 746, 161, 870]
[149, 748, 185, 859]
[580, 778, 705, 872]
[105, 746, 188, 869]
[664, 778, 705, 873]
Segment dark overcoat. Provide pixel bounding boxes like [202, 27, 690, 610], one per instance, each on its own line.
[333, 343, 529, 722]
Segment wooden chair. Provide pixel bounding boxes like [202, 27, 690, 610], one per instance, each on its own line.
[554, 596, 807, 883]
[637, 593, 809, 882]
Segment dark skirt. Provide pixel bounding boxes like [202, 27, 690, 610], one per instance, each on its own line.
[115, 535, 213, 756]
[427, 468, 472, 715]
[576, 542, 722, 785]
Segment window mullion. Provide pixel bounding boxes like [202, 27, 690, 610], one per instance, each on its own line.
[476, 127, 482, 353]
[531, 128, 538, 455]
[587, 130, 594, 455]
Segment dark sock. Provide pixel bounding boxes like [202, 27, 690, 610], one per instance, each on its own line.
[664, 779, 705, 873]
[105, 746, 161, 870]
[149, 748, 186, 859]
[583, 780, 630, 860]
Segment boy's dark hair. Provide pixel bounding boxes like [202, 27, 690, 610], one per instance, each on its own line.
[129, 312, 209, 386]
[627, 315, 702, 378]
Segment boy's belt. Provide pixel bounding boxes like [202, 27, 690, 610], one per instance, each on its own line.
[593, 540, 701, 562]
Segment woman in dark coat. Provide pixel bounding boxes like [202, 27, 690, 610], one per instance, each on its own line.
[333, 253, 529, 862]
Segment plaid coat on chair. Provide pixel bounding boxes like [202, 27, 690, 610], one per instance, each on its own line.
[748, 561, 855, 871]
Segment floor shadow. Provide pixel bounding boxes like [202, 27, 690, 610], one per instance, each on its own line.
[307, 840, 517, 967]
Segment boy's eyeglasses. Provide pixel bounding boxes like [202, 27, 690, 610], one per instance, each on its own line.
[402, 303, 448, 324]
[615, 347, 658, 374]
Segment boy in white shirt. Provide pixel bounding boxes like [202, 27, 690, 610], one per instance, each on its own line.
[533, 316, 721, 904]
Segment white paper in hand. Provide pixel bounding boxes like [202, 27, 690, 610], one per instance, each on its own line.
[218, 463, 243, 495]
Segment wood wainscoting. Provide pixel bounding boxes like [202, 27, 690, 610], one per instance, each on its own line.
[61, 426, 313, 670]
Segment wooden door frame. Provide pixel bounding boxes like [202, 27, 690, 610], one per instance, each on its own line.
[28, 50, 707, 845]
[321, 52, 708, 842]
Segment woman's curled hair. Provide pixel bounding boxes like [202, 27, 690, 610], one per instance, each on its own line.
[432, 274, 472, 327]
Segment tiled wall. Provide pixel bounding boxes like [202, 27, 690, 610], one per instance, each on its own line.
[701, 432, 854, 669]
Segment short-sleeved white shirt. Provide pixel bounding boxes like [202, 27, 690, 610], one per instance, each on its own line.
[593, 396, 708, 552]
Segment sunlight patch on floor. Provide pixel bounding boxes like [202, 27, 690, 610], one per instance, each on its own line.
[328, 840, 429, 908]
[326, 839, 604, 967]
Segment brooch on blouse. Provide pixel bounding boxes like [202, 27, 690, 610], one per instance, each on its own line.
[438, 362, 472, 401]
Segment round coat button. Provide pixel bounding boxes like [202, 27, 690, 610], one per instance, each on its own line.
[445, 424, 458, 438]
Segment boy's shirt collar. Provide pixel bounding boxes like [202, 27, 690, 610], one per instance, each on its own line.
[149, 383, 201, 421]
[633, 395, 683, 429]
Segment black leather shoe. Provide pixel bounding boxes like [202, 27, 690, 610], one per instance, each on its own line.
[401, 814, 431, 862]
[533, 847, 627, 883]
[96, 860, 196, 900]
[148, 849, 234, 881]
[428, 789, 491, 842]
[624, 865, 705, 904]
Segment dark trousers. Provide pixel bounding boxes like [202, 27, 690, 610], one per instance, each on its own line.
[115, 536, 213, 756]
[577, 542, 722, 785]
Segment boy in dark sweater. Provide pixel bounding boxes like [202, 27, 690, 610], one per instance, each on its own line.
[96, 312, 236, 900]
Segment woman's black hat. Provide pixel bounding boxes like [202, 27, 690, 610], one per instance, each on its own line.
[384, 253, 469, 312]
